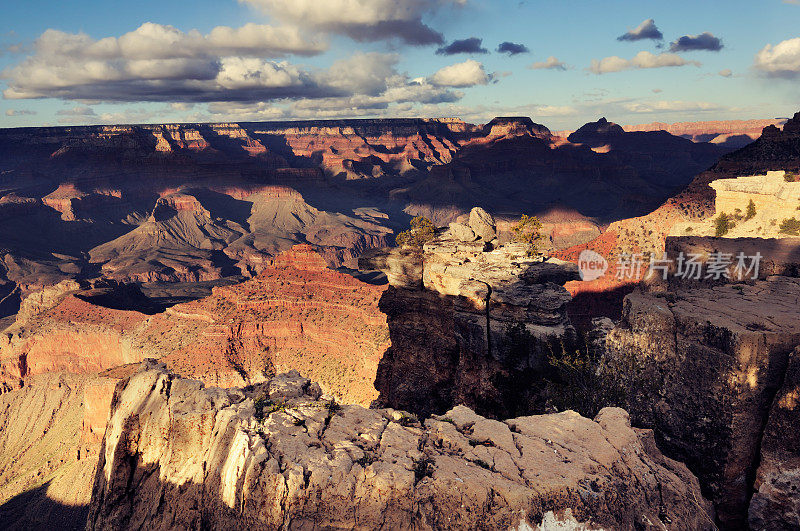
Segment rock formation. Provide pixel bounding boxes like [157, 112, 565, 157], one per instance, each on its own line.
[598, 275, 800, 528]
[360, 217, 579, 417]
[1, 246, 389, 405]
[86, 362, 714, 530]
[0, 367, 133, 530]
[0, 115, 735, 315]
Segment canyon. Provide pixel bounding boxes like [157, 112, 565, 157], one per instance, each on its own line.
[2, 114, 800, 530]
[1, 245, 389, 405]
[0, 115, 733, 318]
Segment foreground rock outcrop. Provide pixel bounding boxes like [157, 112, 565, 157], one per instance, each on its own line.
[361, 215, 579, 417]
[87, 362, 714, 530]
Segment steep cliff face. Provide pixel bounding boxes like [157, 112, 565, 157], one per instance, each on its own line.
[750, 347, 800, 529]
[0, 368, 132, 530]
[86, 362, 714, 530]
[600, 277, 800, 528]
[361, 211, 579, 417]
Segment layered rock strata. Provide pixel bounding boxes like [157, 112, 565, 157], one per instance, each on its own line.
[1, 246, 389, 406]
[86, 362, 714, 530]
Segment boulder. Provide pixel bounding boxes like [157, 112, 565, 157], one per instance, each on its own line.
[447, 222, 477, 242]
[468, 207, 496, 241]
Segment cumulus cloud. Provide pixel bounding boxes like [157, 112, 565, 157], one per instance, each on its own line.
[589, 51, 700, 74]
[529, 56, 567, 70]
[497, 42, 529, 55]
[669, 32, 723, 52]
[5, 109, 36, 116]
[240, 0, 464, 45]
[1, 25, 416, 103]
[754, 38, 800, 78]
[430, 59, 490, 87]
[617, 19, 663, 42]
[436, 37, 488, 55]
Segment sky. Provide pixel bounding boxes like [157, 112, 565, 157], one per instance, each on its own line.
[0, 0, 799, 130]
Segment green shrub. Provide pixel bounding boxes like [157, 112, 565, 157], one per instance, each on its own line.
[544, 330, 658, 419]
[714, 212, 734, 237]
[511, 214, 544, 257]
[395, 216, 435, 249]
[253, 396, 288, 422]
[779, 217, 800, 236]
[784, 172, 800, 182]
[745, 200, 757, 221]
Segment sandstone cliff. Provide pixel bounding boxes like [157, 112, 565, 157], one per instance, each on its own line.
[0, 367, 132, 530]
[86, 362, 714, 530]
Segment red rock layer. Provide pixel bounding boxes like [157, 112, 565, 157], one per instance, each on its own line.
[2, 246, 389, 406]
[161, 245, 389, 405]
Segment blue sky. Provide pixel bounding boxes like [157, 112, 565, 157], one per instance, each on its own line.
[1, 0, 798, 130]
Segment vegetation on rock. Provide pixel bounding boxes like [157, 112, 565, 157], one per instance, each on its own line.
[511, 214, 544, 256]
[779, 217, 800, 235]
[745, 199, 757, 221]
[714, 212, 735, 237]
[395, 216, 436, 250]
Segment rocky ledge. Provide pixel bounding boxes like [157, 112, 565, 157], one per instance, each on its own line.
[87, 362, 713, 530]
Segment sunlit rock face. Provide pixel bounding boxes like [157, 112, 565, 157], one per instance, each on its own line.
[360, 217, 579, 418]
[0, 367, 135, 529]
[670, 171, 800, 239]
[86, 362, 714, 530]
[1, 246, 389, 406]
[600, 278, 800, 528]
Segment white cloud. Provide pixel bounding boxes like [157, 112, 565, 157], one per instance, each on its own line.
[239, 0, 464, 44]
[430, 59, 489, 87]
[754, 38, 800, 78]
[589, 51, 700, 74]
[718, 68, 732, 77]
[2, 22, 328, 102]
[5, 109, 36, 116]
[617, 18, 663, 42]
[529, 56, 567, 71]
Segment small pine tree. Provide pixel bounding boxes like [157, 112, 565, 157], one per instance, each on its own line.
[395, 216, 436, 249]
[511, 214, 543, 257]
[714, 212, 734, 237]
[745, 200, 757, 221]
